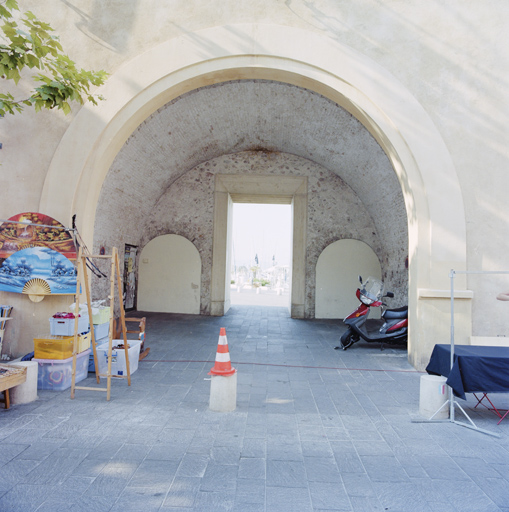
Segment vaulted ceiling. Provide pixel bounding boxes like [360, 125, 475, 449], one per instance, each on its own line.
[98, 79, 405, 242]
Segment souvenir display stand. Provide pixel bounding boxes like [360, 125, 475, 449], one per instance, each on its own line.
[70, 247, 131, 401]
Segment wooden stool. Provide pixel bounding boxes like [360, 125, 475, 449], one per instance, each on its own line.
[1, 389, 10, 409]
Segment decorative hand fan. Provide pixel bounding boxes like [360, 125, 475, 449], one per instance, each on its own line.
[22, 278, 52, 302]
[0, 247, 77, 302]
[0, 212, 77, 260]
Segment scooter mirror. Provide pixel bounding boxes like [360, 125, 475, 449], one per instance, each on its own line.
[358, 275, 363, 284]
[385, 291, 394, 298]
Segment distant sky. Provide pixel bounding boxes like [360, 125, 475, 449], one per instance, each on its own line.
[232, 203, 292, 269]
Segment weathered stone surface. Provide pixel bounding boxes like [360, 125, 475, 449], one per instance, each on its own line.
[93, 81, 407, 315]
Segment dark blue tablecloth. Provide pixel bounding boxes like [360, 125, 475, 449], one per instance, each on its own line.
[426, 344, 509, 400]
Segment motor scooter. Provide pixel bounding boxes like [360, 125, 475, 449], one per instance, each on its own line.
[334, 276, 408, 350]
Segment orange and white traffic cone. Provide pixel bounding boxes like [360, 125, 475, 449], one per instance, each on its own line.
[209, 327, 236, 376]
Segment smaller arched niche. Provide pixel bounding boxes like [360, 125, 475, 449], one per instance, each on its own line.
[138, 234, 201, 314]
[315, 239, 381, 319]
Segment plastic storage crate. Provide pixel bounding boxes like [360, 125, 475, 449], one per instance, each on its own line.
[34, 332, 91, 360]
[88, 336, 109, 372]
[92, 307, 110, 325]
[92, 321, 109, 340]
[96, 340, 141, 376]
[34, 349, 90, 391]
[49, 315, 89, 336]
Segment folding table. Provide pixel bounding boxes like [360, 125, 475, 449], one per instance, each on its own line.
[426, 344, 509, 424]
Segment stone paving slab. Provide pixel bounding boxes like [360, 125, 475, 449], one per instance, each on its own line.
[1, 305, 508, 511]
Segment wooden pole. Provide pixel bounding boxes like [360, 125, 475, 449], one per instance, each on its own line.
[115, 249, 131, 386]
[81, 253, 100, 385]
[106, 249, 116, 401]
[70, 247, 82, 399]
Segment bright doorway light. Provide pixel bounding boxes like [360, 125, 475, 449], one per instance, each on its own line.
[231, 203, 292, 306]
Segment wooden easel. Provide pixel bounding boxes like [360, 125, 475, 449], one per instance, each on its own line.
[70, 247, 131, 401]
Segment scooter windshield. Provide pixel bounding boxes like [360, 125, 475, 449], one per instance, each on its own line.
[360, 277, 384, 303]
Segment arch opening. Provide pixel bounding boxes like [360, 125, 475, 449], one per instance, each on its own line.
[316, 240, 382, 320]
[230, 202, 292, 309]
[41, 24, 468, 368]
[137, 234, 201, 314]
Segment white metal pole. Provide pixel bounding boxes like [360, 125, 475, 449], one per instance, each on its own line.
[449, 269, 455, 422]
[414, 268, 506, 436]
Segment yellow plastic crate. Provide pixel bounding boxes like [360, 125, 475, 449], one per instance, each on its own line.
[33, 332, 91, 360]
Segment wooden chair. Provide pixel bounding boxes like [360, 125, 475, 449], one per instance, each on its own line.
[114, 316, 149, 360]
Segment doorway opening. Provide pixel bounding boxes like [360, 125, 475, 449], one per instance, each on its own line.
[230, 203, 292, 307]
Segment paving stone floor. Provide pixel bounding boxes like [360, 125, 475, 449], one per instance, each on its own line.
[1, 305, 508, 512]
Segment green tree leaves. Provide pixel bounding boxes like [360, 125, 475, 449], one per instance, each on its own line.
[0, 0, 107, 115]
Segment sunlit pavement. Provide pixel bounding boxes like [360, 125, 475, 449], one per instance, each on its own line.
[1, 305, 508, 511]
[230, 287, 290, 307]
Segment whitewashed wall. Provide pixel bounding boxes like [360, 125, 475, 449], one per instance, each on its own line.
[137, 234, 201, 314]
[315, 240, 383, 319]
[1, 1, 509, 359]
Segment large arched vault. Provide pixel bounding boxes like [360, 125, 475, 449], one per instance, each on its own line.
[40, 24, 469, 369]
[94, 80, 408, 318]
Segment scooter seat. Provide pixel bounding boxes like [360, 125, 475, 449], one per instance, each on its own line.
[383, 306, 408, 320]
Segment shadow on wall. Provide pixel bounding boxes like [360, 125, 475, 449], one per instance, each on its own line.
[286, 0, 509, 160]
[61, 0, 139, 53]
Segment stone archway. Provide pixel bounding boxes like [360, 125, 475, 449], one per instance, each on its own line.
[211, 174, 307, 318]
[40, 24, 468, 369]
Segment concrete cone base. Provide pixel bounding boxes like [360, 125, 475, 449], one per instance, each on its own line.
[419, 374, 449, 419]
[10, 361, 38, 404]
[209, 372, 237, 412]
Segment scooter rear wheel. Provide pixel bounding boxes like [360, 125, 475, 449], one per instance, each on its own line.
[339, 330, 359, 350]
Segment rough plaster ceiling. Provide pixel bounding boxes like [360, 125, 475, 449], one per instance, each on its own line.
[94, 79, 408, 309]
[103, 79, 404, 239]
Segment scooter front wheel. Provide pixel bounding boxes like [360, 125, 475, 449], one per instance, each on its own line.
[338, 330, 359, 350]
